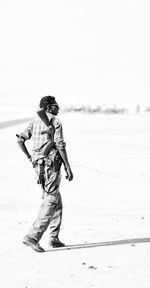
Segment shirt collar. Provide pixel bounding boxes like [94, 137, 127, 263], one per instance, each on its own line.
[46, 112, 54, 121]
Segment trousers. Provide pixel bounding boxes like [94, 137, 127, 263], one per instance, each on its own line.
[27, 151, 63, 242]
[27, 189, 62, 242]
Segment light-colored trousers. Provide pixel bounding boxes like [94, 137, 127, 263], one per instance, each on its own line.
[27, 154, 63, 242]
[27, 188, 62, 242]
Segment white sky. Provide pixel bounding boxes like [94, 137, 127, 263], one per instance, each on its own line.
[0, 0, 150, 109]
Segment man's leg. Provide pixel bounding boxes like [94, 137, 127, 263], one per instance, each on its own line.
[26, 190, 60, 242]
[49, 191, 63, 238]
[24, 157, 63, 248]
[48, 191, 65, 247]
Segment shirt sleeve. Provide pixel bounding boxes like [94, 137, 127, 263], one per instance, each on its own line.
[53, 119, 66, 150]
[19, 122, 33, 141]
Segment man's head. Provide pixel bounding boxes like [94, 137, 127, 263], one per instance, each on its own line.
[40, 96, 59, 115]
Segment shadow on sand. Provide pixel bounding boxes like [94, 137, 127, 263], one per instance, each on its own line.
[46, 237, 150, 252]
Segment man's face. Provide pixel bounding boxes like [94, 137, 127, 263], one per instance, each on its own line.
[47, 102, 59, 115]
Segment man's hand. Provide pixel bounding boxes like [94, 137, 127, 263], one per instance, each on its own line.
[65, 165, 73, 181]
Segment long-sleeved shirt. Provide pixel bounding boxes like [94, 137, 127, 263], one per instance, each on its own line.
[20, 113, 66, 163]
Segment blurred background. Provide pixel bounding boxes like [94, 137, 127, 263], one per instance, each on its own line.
[1, 4, 150, 286]
[0, 0, 150, 121]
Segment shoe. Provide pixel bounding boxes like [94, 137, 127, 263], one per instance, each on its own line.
[22, 235, 45, 252]
[49, 237, 65, 248]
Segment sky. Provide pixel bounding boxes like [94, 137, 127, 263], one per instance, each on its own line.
[0, 0, 150, 110]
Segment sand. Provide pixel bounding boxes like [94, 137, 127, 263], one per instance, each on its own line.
[0, 112, 150, 287]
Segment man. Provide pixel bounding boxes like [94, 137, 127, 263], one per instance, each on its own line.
[17, 96, 73, 252]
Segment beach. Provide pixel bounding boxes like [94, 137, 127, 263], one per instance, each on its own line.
[1, 112, 150, 287]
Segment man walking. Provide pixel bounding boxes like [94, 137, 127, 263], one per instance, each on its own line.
[17, 96, 73, 252]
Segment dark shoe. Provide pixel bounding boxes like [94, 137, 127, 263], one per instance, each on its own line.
[49, 237, 65, 248]
[22, 235, 45, 252]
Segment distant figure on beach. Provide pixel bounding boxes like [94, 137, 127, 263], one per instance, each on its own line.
[136, 105, 140, 114]
[16, 96, 73, 252]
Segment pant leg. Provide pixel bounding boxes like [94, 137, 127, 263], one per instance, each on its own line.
[49, 192, 63, 239]
[27, 188, 62, 242]
[27, 153, 62, 242]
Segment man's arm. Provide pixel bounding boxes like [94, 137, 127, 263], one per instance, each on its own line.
[16, 122, 33, 162]
[58, 148, 73, 181]
[54, 119, 73, 181]
[16, 134, 32, 161]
